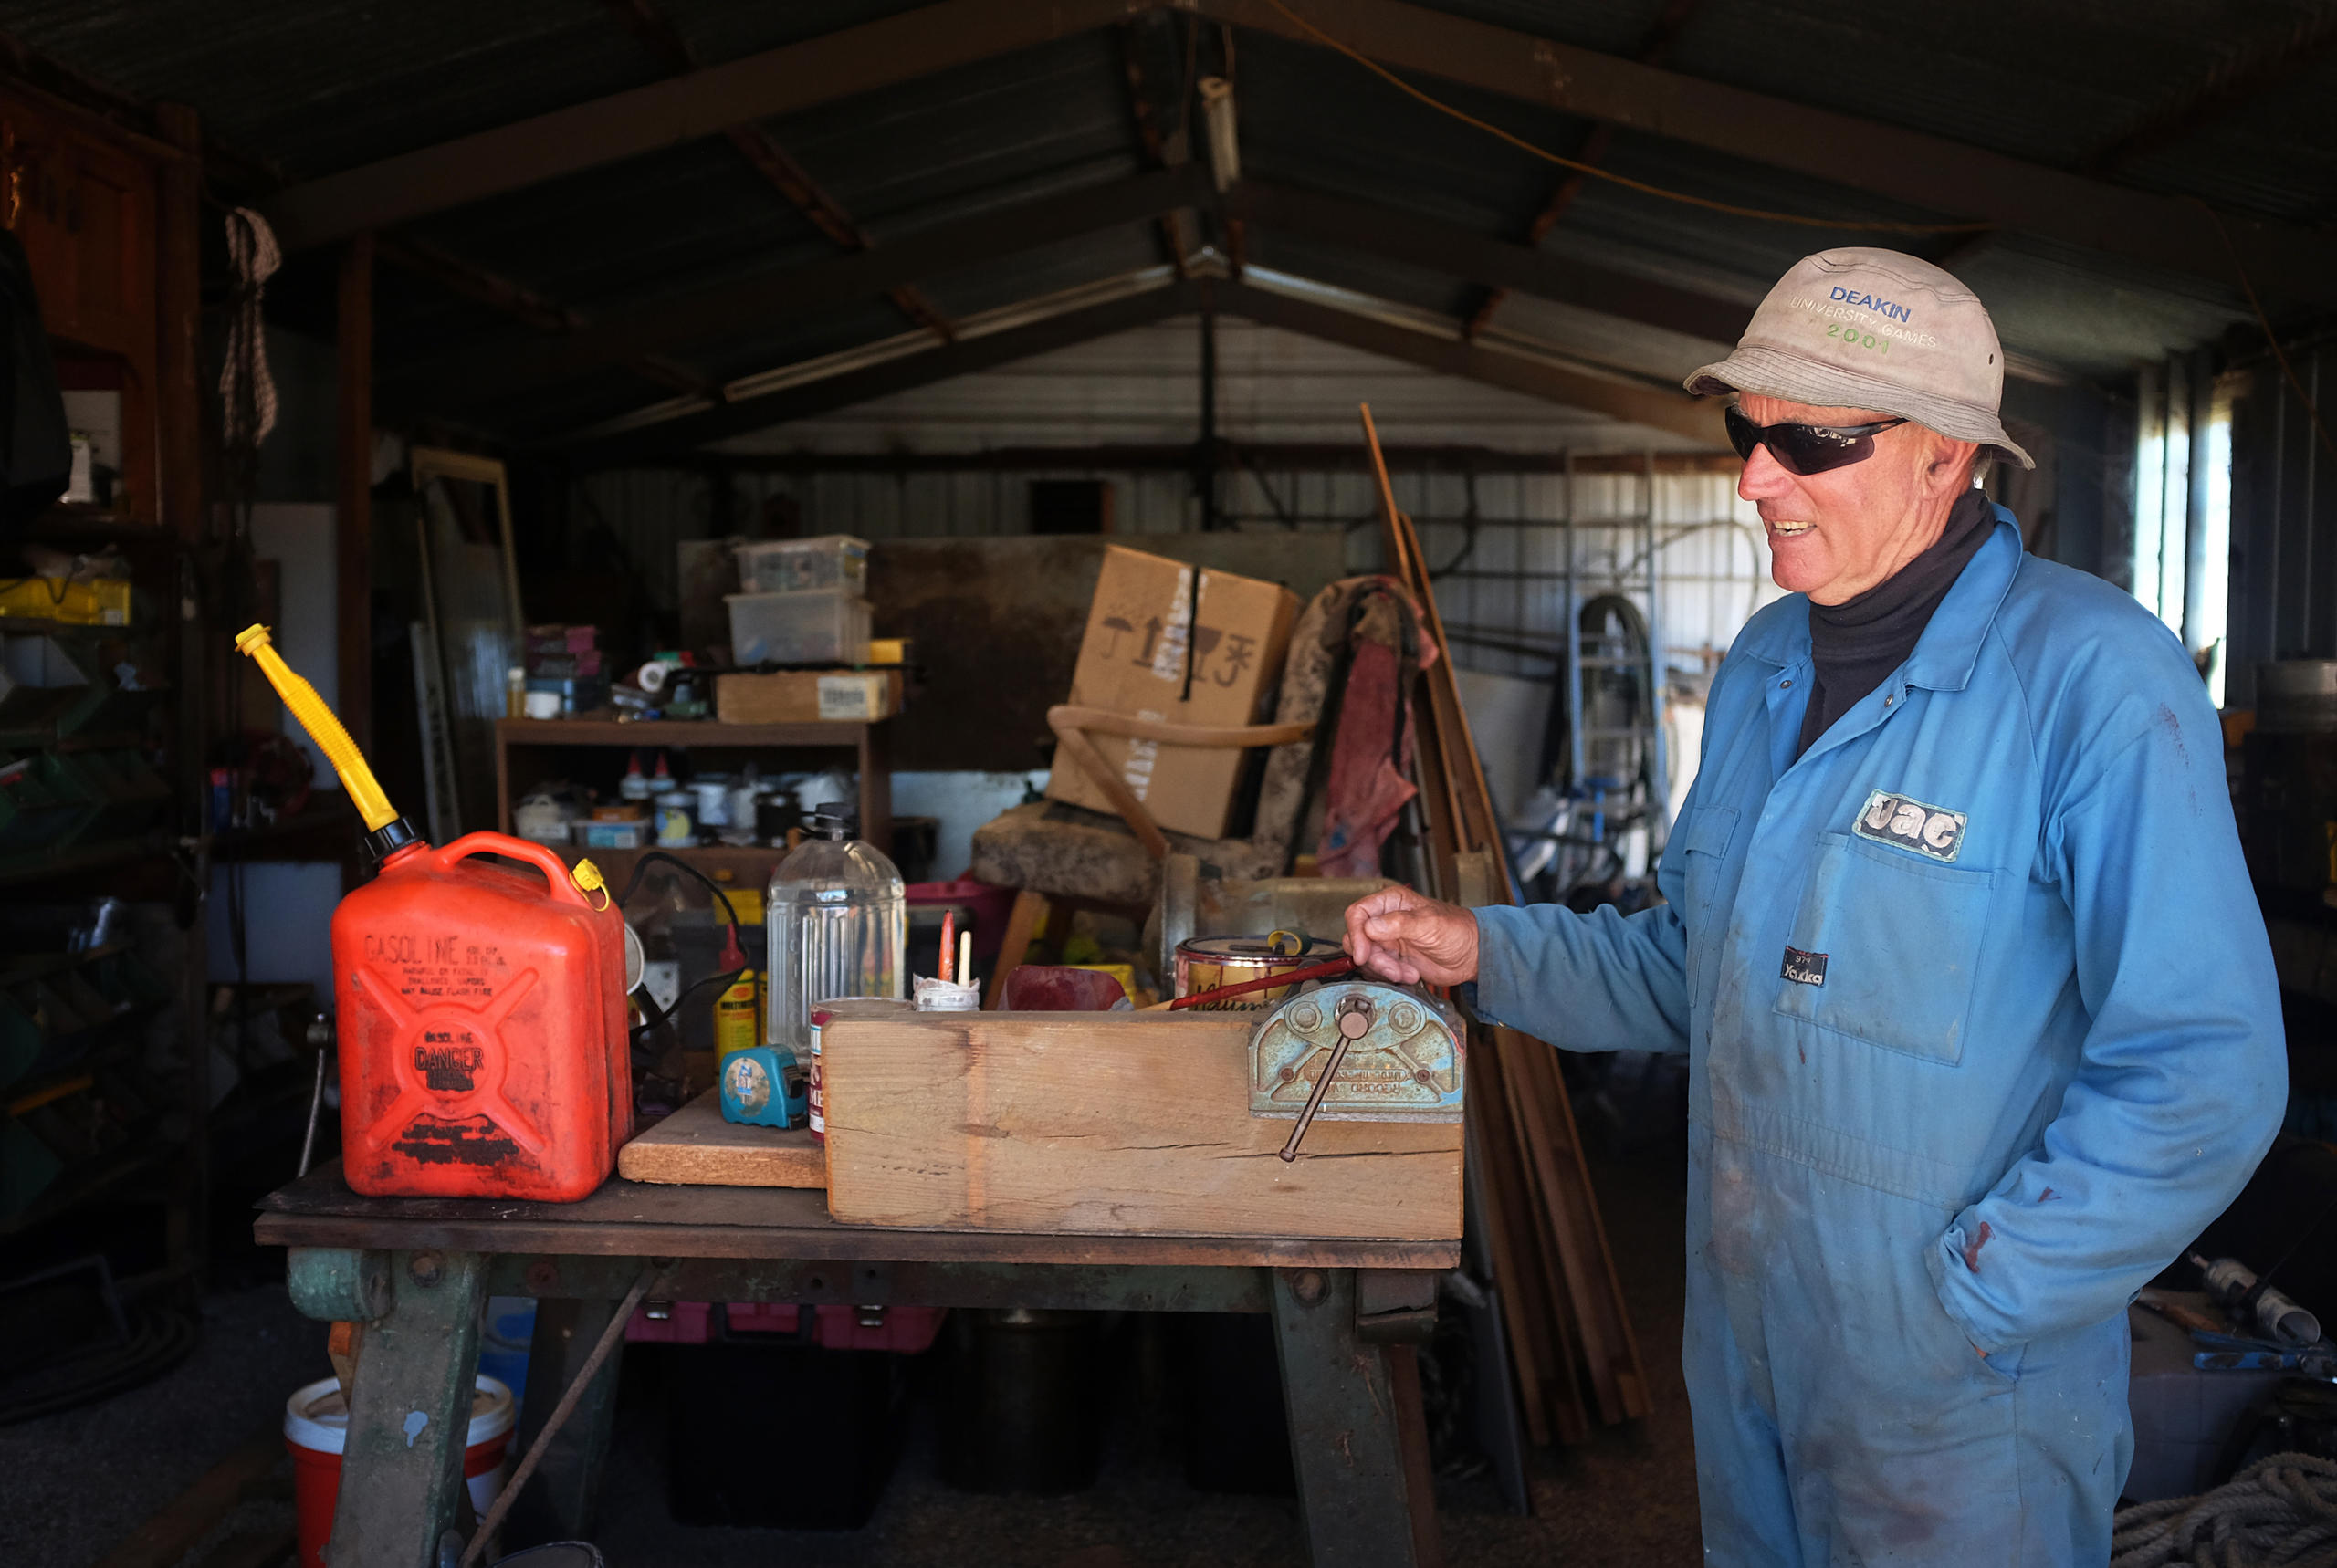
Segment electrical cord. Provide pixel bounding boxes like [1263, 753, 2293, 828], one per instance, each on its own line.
[617, 850, 748, 1044]
[1257, 0, 1991, 235]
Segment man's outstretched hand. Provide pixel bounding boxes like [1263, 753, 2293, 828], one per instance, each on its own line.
[1343, 886, 1480, 988]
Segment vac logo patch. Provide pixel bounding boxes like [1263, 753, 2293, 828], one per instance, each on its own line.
[1782, 946, 1829, 987]
[1853, 789, 1967, 863]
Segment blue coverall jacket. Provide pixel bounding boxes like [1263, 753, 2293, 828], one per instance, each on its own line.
[1473, 512, 2286, 1565]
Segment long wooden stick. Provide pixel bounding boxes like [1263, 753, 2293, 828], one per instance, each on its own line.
[1368, 400, 1650, 1444]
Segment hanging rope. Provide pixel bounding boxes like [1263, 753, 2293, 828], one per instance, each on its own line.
[2112, 1453, 2337, 1568]
[219, 206, 281, 454]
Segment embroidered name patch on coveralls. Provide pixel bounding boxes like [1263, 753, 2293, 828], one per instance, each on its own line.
[1473, 513, 2285, 1567]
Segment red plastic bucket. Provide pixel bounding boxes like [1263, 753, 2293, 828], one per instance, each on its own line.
[284, 1375, 516, 1567]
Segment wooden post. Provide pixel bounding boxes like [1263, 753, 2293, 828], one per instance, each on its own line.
[153, 101, 211, 1282]
[152, 103, 204, 541]
[337, 233, 374, 751]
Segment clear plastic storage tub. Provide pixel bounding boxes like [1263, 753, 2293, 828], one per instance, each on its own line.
[726, 589, 873, 666]
[734, 536, 871, 596]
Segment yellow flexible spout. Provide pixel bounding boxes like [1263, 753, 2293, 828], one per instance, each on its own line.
[234, 624, 400, 831]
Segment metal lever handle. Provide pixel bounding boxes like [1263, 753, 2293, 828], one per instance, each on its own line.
[1279, 996, 1373, 1162]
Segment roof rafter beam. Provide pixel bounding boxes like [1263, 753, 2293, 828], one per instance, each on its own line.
[597, 0, 956, 340]
[1185, 0, 2337, 307]
[259, 0, 1137, 248]
[1235, 179, 1751, 348]
[387, 163, 1214, 406]
[2084, 10, 2337, 174]
[1215, 280, 1725, 445]
[570, 280, 1207, 466]
[1464, 0, 1704, 338]
[1119, 17, 1194, 277]
[373, 234, 713, 397]
[257, 0, 2337, 303]
[571, 267, 1725, 466]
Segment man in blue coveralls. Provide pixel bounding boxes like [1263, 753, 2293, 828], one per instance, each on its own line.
[1344, 248, 2287, 1565]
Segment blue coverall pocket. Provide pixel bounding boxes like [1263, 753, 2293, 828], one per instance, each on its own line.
[1678, 806, 1739, 906]
[1771, 832, 1996, 1064]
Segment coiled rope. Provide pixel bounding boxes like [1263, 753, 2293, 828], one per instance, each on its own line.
[2112, 1453, 2337, 1568]
[219, 206, 280, 452]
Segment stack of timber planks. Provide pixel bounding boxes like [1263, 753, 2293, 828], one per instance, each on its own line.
[1361, 405, 1650, 1446]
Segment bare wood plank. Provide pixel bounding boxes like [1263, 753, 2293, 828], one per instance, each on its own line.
[1489, 1026, 1593, 1442]
[822, 1012, 1462, 1240]
[617, 1091, 825, 1188]
[1504, 1028, 1650, 1419]
[1497, 1028, 1627, 1426]
[1462, 1031, 1556, 1445]
[262, 0, 1134, 247]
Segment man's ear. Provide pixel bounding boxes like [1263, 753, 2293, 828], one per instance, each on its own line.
[1923, 435, 1980, 496]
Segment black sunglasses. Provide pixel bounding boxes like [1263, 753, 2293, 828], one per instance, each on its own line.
[1725, 406, 1908, 476]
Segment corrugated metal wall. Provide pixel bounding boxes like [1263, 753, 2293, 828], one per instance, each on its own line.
[569, 462, 1777, 692]
[570, 316, 1785, 688]
[2225, 340, 2337, 711]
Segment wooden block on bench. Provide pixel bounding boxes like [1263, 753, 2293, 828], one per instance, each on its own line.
[618, 1091, 824, 1188]
[820, 1011, 1462, 1239]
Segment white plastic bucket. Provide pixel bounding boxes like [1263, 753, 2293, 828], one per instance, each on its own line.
[285, 1375, 516, 1566]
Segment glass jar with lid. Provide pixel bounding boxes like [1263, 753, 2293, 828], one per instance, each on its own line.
[764, 806, 906, 1052]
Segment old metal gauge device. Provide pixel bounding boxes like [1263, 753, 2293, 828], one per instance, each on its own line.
[1249, 978, 1464, 1160]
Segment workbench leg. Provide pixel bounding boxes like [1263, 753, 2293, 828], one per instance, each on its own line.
[1272, 1268, 1436, 1568]
[500, 1297, 629, 1549]
[328, 1249, 486, 1568]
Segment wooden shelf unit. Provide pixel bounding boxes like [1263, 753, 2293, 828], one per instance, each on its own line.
[0, 83, 207, 1269]
[493, 715, 893, 861]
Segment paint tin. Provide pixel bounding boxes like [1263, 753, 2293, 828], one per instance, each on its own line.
[690, 778, 732, 826]
[807, 996, 915, 1143]
[1174, 931, 1344, 1009]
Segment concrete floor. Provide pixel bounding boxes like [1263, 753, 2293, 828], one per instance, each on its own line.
[3, 1143, 1700, 1568]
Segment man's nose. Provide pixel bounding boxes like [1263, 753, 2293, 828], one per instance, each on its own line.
[1737, 441, 1795, 503]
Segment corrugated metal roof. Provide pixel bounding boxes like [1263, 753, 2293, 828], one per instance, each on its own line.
[0, 0, 2320, 451]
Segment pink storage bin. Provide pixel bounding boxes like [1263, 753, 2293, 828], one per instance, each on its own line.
[906, 880, 1017, 961]
[626, 1301, 943, 1354]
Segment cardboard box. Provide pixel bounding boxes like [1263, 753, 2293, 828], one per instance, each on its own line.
[715, 670, 901, 725]
[1044, 545, 1298, 840]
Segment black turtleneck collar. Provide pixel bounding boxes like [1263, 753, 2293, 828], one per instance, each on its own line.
[1795, 488, 1996, 758]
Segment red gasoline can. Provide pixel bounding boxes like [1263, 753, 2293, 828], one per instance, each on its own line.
[333, 833, 630, 1201]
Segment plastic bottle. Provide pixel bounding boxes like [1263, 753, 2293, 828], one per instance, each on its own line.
[619, 751, 650, 802]
[765, 806, 905, 1052]
[713, 927, 759, 1059]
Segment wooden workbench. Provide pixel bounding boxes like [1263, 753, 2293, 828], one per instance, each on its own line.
[257, 1164, 1457, 1567]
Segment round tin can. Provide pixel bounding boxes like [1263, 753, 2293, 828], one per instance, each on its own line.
[807, 996, 917, 1143]
[1174, 932, 1344, 1009]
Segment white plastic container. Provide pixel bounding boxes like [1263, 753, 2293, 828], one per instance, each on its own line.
[734, 535, 870, 596]
[727, 589, 872, 666]
[286, 1375, 515, 1567]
